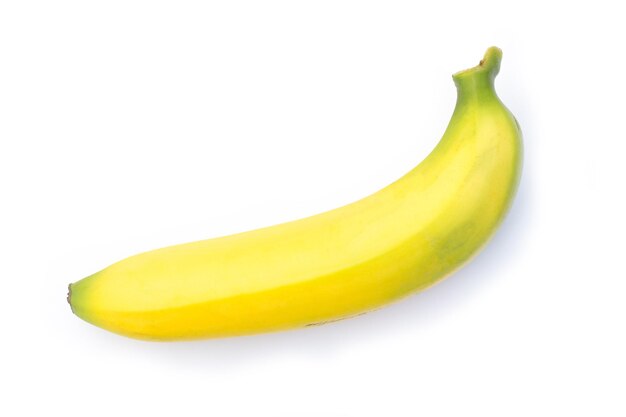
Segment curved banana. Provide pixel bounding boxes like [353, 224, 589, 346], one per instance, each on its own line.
[68, 47, 522, 341]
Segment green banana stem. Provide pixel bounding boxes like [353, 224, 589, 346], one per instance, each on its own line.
[453, 46, 502, 103]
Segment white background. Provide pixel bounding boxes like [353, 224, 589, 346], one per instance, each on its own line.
[1, 1, 625, 416]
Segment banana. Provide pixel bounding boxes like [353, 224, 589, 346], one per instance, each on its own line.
[68, 47, 522, 341]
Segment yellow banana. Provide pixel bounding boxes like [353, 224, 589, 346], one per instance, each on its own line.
[68, 47, 522, 341]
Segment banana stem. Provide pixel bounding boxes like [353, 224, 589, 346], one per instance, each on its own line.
[452, 47, 502, 103]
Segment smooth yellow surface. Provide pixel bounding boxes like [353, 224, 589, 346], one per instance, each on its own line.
[69, 47, 522, 340]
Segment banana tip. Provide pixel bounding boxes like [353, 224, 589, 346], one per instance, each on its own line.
[67, 284, 74, 312]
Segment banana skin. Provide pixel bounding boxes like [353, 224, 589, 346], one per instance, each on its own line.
[68, 47, 522, 341]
